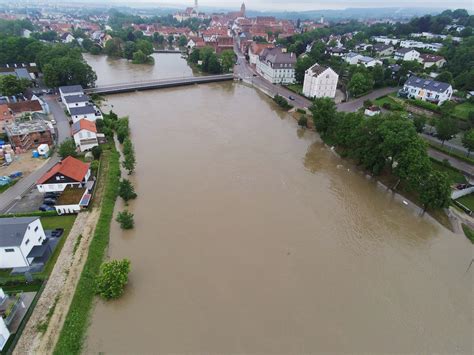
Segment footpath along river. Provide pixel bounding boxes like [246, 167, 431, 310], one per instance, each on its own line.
[83, 54, 472, 353]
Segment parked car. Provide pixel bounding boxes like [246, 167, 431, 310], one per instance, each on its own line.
[43, 198, 56, 206]
[44, 192, 60, 199]
[39, 204, 55, 211]
[288, 96, 295, 101]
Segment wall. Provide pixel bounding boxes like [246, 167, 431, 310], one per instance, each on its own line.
[452, 186, 474, 200]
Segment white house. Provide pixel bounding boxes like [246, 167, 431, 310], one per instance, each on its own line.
[0, 217, 46, 269]
[302, 63, 338, 99]
[248, 43, 274, 66]
[59, 85, 84, 102]
[256, 47, 296, 84]
[0, 312, 10, 351]
[394, 48, 420, 61]
[69, 105, 102, 123]
[418, 54, 447, 69]
[344, 52, 363, 65]
[36, 156, 91, 193]
[61, 32, 75, 43]
[63, 94, 91, 114]
[54, 184, 93, 215]
[371, 36, 400, 45]
[72, 119, 98, 152]
[358, 56, 382, 68]
[402, 76, 453, 106]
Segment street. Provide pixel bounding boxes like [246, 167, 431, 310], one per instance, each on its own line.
[0, 96, 71, 213]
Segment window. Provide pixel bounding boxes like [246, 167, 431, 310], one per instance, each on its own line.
[38, 237, 42, 242]
[5, 248, 14, 252]
[25, 239, 30, 245]
[35, 226, 39, 232]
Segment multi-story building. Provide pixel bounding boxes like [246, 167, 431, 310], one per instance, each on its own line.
[256, 48, 296, 84]
[394, 48, 420, 61]
[302, 63, 338, 99]
[401, 76, 453, 106]
[4, 119, 54, 150]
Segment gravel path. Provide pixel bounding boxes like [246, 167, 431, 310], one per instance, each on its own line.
[13, 209, 100, 354]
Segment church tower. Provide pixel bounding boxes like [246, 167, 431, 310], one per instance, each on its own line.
[194, 0, 199, 13]
[240, 2, 246, 17]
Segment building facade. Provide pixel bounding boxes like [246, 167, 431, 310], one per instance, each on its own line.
[402, 76, 453, 105]
[256, 48, 296, 84]
[302, 63, 338, 99]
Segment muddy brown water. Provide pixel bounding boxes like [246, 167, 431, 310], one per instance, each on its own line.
[83, 56, 472, 354]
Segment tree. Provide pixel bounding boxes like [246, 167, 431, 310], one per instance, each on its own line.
[207, 53, 222, 74]
[298, 115, 308, 128]
[96, 259, 131, 300]
[294, 56, 315, 84]
[435, 116, 459, 145]
[436, 71, 453, 84]
[123, 152, 136, 175]
[43, 57, 96, 88]
[136, 39, 153, 56]
[58, 138, 78, 158]
[462, 129, 474, 157]
[372, 64, 385, 88]
[104, 37, 123, 57]
[188, 48, 200, 63]
[91, 145, 102, 160]
[310, 98, 337, 136]
[220, 50, 235, 72]
[0, 75, 30, 96]
[178, 35, 187, 47]
[419, 169, 451, 212]
[132, 50, 153, 64]
[347, 72, 373, 97]
[153, 33, 164, 45]
[118, 179, 138, 202]
[116, 210, 134, 229]
[167, 34, 174, 46]
[413, 115, 427, 133]
[123, 41, 137, 60]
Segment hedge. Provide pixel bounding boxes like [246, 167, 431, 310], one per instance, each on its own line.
[0, 211, 58, 218]
[408, 98, 441, 113]
[54, 147, 120, 354]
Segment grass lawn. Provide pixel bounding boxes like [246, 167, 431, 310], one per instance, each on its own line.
[427, 141, 474, 165]
[430, 159, 467, 185]
[285, 84, 304, 95]
[373, 95, 404, 111]
[461, 224, 474, 243]
[455, 193, 474, 211]
[453, 102, 474, 120]
[0, 180, 18, 193]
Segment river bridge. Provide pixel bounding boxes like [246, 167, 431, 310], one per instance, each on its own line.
[84, 74, 235, 95]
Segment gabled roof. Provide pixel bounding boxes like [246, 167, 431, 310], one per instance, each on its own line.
[0, 217, 39, 247]
[72, 119, 97, 134]
[37, 156, 90, 184]
[64, 94, 90, 104]
[59, 85, 84, 94]
[396, 47, 418, 54]
[419, 53, 445, 63]
[306, 63, 331, 77]
[260, 47, 296, 66]
[7, 100, 42, 114]
[69, 105, 96, 116]
[404, 76, 451, 93]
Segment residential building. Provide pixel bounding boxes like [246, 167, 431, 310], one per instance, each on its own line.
[358, 56, 382, 68]
[256, 48, 296, 84]
[248, 42, 274, 65]
[326, 47, 347, 57]
[401, 76, 453, 105]
[0, 315, 9, 351]
[36, 156, 91, 193]
[373, 43, 394, 56]
[63, 94, 91, 114]
[302, 63, 338, 99]
[0, 104, 13, 132]
[394, 48, 420, 61]
[69, 105, 102, 123]
[54, 184, 93, 215]
[418, 54, 446, 69]
[7, 100, 44, 118]
[0, 217, 46, 269]
[60, 32, 75, 43]
[364, 106, 381, 116]
[399, 40, 442, 51]
[59, 85, 84, 102]
[4, 120, 54, 150]
[371, 36, 400, 45]
[72, 119, 98, 152]
[344, 52, 363, 65]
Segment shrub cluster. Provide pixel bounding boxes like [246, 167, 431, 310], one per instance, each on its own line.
[96, 259, 131, 300]
[273, 95, 293, 110]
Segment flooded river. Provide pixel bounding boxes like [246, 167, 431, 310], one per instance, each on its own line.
[84, 56, 472, 354]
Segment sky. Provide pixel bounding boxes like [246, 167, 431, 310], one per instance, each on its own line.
[129, 0, 473, 11]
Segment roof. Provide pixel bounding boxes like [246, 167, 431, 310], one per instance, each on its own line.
[7, 100, 42, 114]
[396, 48, 418, 54]
[373, 43, 393, 51]
[59, 85, 84, 94]
[306, 63, 330, 77]
[0, 217, 39, 247]
[56, 186, 87, 205]
[5, 119, 49, 136]
[14, 68, 31, 80]
[260, 48, 296, 67]
[72, 119, 97, 134]
[358, 56, 376, 63]
[64, 94, 90, 104]
[37, 156, 90, 185]
[419, 53, 445, 63]
[69, 105, 96, 116]
[346, 52, 361, 58]
[404, 76, 451, 93]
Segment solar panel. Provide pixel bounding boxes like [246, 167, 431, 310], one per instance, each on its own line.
[79, 194, 92, 206]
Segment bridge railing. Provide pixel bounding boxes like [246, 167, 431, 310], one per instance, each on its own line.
[85, 74, 234, 91]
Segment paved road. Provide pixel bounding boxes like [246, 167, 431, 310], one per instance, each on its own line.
[422, 133, 469, 156]
[428, 148, 474, 177]
[337, 87, 398, 112]
[0, 96, 70, 213]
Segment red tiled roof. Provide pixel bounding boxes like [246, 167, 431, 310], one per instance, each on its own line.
[72, 119, 97, 134]
[37, 156, 90, 184]
[7, 100, 42, 114]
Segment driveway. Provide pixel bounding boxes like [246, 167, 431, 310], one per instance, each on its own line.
[0, 96, 71, 213]
[336, 87, 398, 112]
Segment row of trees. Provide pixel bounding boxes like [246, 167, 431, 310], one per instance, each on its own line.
[0, 35, 96, 88]
[104, 35, 155, 64]
[188, 47, 235, 74]
[311, 98, 451, 211]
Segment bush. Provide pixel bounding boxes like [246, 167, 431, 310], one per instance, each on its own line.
[382, 102, 391, 110]
[273, 94, 293, 110]
[116, 210, 134, 229]
[408, 98, 441, 113]
[296, 108, 306, 114]
[91, 145, 102, 160]
[58, 138, 78, 158]
[118, 179, 137, 202]
[363, 99, 373, 108]
[298, 115, 308, 128]
[95, 259, 131, 300]
[90, 160, 99, 175]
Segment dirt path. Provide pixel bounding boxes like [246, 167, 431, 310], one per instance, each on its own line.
[13, 209, 100, 355]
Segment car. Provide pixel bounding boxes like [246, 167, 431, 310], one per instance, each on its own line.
[43, 198, 56, 206]
[39, 204, 55, 211]
[44, 192, 60, 199]
[288, 96, 295, 101]
[252, 74, 257, 77]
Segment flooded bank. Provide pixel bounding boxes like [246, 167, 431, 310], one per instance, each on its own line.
[82, 80, 472, 353]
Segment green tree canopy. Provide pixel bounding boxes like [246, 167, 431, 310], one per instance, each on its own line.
[0, 75, 31, 96]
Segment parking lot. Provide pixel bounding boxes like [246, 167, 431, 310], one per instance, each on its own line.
[7, 187, 44, 213]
